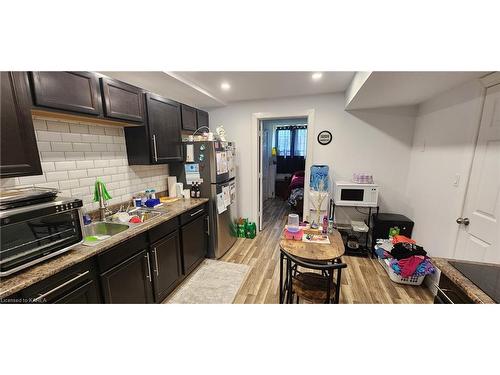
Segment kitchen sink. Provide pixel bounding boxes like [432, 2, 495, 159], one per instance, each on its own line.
[128, 208, 164, 223]
[83, 222, 130, 244]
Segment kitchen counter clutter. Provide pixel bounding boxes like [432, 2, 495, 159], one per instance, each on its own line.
[0, 198, 208, 301]
[433, 258, 497, 304]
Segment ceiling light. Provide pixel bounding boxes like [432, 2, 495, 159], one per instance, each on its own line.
[220, 82, 231, 90]
[312, 72, 323, 81]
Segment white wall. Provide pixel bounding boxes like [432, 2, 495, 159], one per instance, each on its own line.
[405, 80, 485, 258]
[209, 93, 416, 223]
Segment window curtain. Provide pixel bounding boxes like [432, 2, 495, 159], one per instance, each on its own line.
[275, 125, 307, 157]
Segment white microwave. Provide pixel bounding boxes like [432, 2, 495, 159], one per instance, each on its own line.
[333, 181, 379, 207]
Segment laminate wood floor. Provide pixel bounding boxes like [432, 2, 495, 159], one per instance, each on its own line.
[222, 198, 434, 304]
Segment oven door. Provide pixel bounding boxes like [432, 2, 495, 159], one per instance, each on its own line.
[0, 209, 83, 276]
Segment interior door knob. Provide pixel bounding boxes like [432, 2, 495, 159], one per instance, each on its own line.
[456, 217, 470, 226]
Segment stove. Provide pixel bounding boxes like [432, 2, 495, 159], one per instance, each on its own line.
[449, 260, 500, 303]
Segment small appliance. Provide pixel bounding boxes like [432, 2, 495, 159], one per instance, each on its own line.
[371, 213, 414, 242]
[333, 180, 379, 207]
[0, 197, 84, 276]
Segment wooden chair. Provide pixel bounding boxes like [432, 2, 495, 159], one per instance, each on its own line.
[280, 250, 347, 304]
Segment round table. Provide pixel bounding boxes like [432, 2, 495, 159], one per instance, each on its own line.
[279, 229, 345, 261]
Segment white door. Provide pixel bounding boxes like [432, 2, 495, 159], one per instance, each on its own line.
[454, 83, 500, 263]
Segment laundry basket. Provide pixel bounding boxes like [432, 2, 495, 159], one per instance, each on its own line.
[378, 258, 425, 286]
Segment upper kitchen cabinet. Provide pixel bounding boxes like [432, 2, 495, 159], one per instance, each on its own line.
[100, 77, 145, 123]
[30, 72, 102, 116]
[180, 104, 198, 131]
[0, 72, 42, 178]
[196, 109, 209, 130]
[124, 93, 182, 165]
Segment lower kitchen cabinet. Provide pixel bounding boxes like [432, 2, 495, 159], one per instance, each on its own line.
[150, 230, 183, 302]
[100, 249, 154, 304]
[181, 214, 208, 275]
[11, 259, 101, 304]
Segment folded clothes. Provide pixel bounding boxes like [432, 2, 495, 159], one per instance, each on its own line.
[392, 235, 416, 245]
[390, 242, 427, 260]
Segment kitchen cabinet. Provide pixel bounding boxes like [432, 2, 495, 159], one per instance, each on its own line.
[30, 71, 102, 116]
[100, 77, 145, 123]
[150, 230, 183, 302]
[12, 259, 101, 304]
[181, 213, 208, 275]
[125, 93, 182, 164]
[100, 249, 154, 304]
[181, 104, 198, 131]
[196, 109, 209, 130]
[0, 72, 42, 178]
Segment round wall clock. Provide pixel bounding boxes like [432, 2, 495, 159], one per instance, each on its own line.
[317, 131, 332, 145]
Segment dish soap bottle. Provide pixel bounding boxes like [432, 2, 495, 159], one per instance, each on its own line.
[195, 182, 201, 198]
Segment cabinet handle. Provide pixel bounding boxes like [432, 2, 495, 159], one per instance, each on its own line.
[206, 215, 210, 236]
[190, 208, 204, 217]
[153, 248, 159, 276]
[145, 253, 152, 282]
[33, 271, 90, 302]
[152, 134, 158, 162]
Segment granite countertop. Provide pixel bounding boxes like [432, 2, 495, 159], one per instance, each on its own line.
[433, 257, 496, 304]
[0, 198, 209, 299]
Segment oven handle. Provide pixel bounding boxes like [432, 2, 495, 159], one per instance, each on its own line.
[33, 271, 90, 302]
[434, 283, 454, 304]
[190, 208, 204, 217]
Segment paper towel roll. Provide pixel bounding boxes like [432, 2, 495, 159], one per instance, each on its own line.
[175, 183, 183, 198]
[167, 176, 177, 197]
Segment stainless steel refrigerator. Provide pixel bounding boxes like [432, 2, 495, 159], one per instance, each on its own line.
[172, 141, 237, 259]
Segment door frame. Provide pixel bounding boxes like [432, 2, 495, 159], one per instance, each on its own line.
[251, 109, 315, 231]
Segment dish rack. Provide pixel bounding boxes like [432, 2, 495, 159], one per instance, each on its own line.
[378, 258, 425, 286]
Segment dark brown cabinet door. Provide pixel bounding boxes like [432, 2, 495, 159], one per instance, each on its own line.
[181, 104, 198, 131]
[196, 109, 209, 130]
[146, 93, 183, 163]
[181, 215, 207, 275]
[100, 250, 154, 304]
[52, 279, 101, 304]
[0, 72, 42, 178]
[150, 230, 182, 302]
[100, 77, 145, 123]
[30, 71, 101, 115]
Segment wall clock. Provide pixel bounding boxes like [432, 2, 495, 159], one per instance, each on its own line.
[317, 131, 332, 145]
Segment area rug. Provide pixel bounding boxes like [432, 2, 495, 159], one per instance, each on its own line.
[165, 259, 250, 304]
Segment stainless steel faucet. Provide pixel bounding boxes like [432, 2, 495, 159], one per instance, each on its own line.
[97, 182, 112, 221]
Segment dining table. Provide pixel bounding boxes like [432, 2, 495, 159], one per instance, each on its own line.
[279, 229, 345, 303]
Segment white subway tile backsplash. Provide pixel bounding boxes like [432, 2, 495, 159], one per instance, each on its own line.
[64, 151, 85, 160]
[73, 143, 92, 152]
[10, 116, 170, 212]
[19, 174, 46, 185]
[91, 143, 107, 152]
[76, 160, 94, 169]
[88, 125, 105, 135]
[99, 135, 113, 144]
[41, 162, 55, 172]
[81, 134, 99, 143]
[51, 142, 73, 152]
[94, 160, 109, 168]
[87, 168, 104, 177]
[37, 131, 61, 142]
[41, 151, 65, 161]
[104, 127, 120, 136]
[68, 170, 88, 179]
[69, 123, 89, 134]
[37, 142, 51, 152]
[55, 161, 77, 171]
[46, 121, 70, 133]
[61, 133, 82, 143]
[46, 171, 69, 182]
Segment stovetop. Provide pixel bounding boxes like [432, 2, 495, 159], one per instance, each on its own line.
[449, 260, 500, 303]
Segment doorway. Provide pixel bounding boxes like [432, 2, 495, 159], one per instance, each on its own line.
[258, 117, 308, 230]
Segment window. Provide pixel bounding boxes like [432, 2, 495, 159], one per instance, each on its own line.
[275, 126, 307, 157]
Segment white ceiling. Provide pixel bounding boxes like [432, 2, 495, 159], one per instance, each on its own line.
[170, 71, 355, 108]
[346, 71, 490, 110]
[98, 71, 223, 108]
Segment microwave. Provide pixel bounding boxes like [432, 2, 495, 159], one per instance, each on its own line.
[0, 198, 84, 276]
[333, 181, 379, 207]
